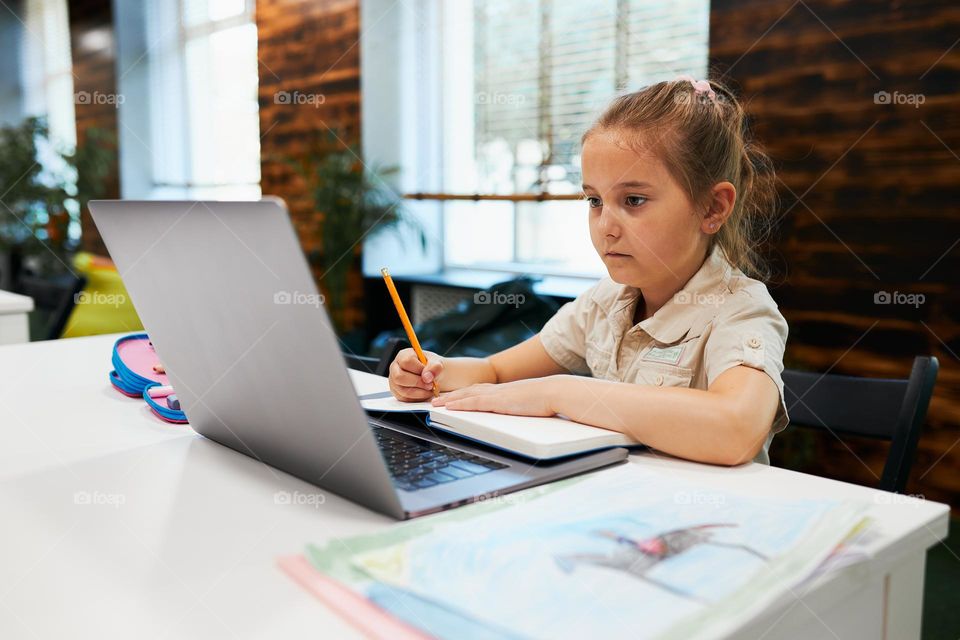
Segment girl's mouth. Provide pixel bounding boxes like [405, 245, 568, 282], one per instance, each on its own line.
[605, 251, 631, 258]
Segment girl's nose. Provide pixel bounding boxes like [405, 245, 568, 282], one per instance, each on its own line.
[599, 206, 621, 237]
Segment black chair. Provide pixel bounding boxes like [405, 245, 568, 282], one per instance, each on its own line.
[343, 336, 409, 376]
[782, 356, 939, 493]
[14, 272, 87, 341]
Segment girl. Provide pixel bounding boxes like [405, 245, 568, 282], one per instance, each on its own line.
[388, 75, 788, 466]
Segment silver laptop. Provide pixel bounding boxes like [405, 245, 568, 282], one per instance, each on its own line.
[89, 199, 628, 519]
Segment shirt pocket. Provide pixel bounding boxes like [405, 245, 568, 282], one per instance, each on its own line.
[584, 341, 614, 379]
[583, 327, 614, 379]
[631, 361, 694, 388]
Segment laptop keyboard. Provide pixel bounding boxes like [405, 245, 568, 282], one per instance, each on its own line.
[372, 425, 508, 491]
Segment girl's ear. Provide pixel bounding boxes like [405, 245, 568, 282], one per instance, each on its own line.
[701, 181, 736, 234]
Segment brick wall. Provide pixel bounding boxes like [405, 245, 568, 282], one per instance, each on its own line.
[256, 0, 365, 331]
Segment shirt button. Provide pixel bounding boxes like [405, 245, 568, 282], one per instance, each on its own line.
[655, 374, 664, 386]
[748, 337, 762, 349]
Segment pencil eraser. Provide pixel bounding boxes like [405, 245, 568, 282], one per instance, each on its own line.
[147, 385, 174, 398]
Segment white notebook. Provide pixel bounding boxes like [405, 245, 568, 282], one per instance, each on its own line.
[349, 370, 640, 460]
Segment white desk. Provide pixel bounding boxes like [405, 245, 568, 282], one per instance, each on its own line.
[0, 334, 949, 639]
[0, 289, 33, 345]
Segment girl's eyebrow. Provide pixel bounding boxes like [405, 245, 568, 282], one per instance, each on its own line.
[582, 181, 653, 191]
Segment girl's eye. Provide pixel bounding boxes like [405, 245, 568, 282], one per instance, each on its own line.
[625, 195, 647, 207]
[585, 196, 602, 209]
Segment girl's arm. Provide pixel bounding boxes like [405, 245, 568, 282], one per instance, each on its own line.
[489, 334, 569, 382]
[388, 335, 566, 401]
[433, 365, 779, 466]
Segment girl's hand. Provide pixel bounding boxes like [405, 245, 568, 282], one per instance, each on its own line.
[430, 377, 563, 417]
[389, 348, 443, 402]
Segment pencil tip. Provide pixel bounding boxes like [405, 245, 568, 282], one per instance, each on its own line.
[380, 267, 389, 276]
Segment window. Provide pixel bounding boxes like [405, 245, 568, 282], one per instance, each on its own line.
[146, 0, 260, 199]
[20, 0, 79, 241]
[21, 0, 75, 149]
[469, 0, 709, 196]
[369, 0, 709, 277]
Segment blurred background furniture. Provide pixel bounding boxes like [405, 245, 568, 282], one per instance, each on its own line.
[59, 253, 142, 338]
[14, 272, 85, 341]
[0, 289, 34, 345]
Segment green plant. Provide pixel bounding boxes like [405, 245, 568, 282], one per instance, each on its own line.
[64, 126, 115, 219]
[0, 117, 65, 253]
[286, 129, 426, 333]
[0, 116, 114, 275]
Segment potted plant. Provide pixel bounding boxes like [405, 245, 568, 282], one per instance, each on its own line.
[283, 129, 426, 334]
[0, 116, 113, 286]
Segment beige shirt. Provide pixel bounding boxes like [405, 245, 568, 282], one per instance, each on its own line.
[539, 246, 789, 464]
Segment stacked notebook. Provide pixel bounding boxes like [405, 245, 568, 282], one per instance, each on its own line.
[351, 370, 641, 460]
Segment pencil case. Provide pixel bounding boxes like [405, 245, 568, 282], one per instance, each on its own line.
[110, 333, 189, 424]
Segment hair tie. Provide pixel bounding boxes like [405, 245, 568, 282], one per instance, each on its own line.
[675, 74, 717, 103]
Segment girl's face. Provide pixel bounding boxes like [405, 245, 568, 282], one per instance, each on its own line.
[582, 130, 710, 291]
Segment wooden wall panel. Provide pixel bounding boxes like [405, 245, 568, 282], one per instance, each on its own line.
[68, 0, 119, 256]
[710, 0, 960, 506]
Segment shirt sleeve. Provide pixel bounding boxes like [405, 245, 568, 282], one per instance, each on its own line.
[703, 290, 790, 433]
[538, 284, 599, 376]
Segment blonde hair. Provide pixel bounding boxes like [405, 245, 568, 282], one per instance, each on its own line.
[583, 77, 778, 281]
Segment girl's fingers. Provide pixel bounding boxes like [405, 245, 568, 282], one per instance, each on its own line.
[445, 395, 494, 412]
[391, 382, 434, 402]
[432, 384, 492, 406]
[390, 361, 434, 389]
[401, 391, 434, 402]
[396, 349, 425, 374]
[421, 359, 443, 383]
[434, 388, 468, 404]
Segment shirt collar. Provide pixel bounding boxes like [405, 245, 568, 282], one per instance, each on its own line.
[602, 245, 735, 344]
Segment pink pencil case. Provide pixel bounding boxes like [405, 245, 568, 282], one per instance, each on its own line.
[109, 333, 188, 424]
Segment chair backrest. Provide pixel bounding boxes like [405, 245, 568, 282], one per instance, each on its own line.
[344, 337, 409, 377]
[342, 352, 379, 374]
[782, 356, 939, 493]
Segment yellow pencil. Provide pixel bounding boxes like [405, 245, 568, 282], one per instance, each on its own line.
[380, 267, 439, 398]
